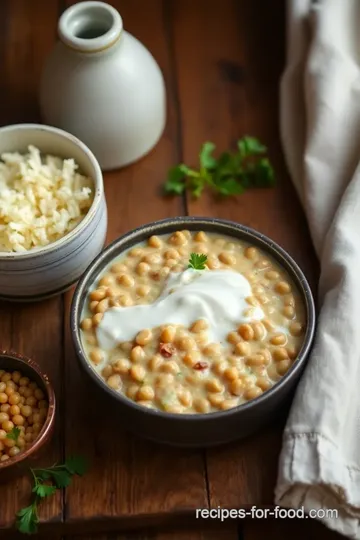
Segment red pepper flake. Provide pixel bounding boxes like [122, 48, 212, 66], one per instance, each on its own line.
[159, 342, 176, 358]
[193, 361, 209, 371]
[151, 271, 160, 281]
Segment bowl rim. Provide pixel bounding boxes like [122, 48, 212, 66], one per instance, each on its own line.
[0, 350, 56, 470]
[71, 216, 316, 422]
[0, 123, 104, 260]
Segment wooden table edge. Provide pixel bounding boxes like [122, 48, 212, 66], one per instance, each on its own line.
[3, 504, 312, 537]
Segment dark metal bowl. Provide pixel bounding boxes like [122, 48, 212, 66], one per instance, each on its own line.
[0, 351, 56, 481]
[70, 217, 316, 447]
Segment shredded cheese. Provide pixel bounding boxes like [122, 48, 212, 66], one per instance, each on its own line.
[0, 145, 94, 252]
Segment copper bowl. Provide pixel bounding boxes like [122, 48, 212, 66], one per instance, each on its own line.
[0, 351, 56, 480]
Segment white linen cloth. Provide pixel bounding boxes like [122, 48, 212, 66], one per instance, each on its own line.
[275, 0, 360, 537]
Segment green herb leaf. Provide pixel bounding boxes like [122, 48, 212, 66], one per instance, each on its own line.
[46, 469, 72, 489]
[189, 177, 206, 198]
[215, 177, 245, 196]
[199, 142, 217, 169]
[214, 152, 238, 177]
[16, 502, 39, 534]
[254, 157, 275, 187]
[163, 136, 275, 199]
[237, 136, 266, 156]
[33, 470, 51, 481]
[163, 165, 187, 195]
[16, 505, 35, 518]
[188, 253, 208, 270]
[65, 455, 88, 476]
[6, 426, 21, 443]
[15, 456, 88, 534]
[32, 456, 87, 489]
[32, 483, 57, 499]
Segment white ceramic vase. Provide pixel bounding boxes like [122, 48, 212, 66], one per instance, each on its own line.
[39, 1, 166, 171]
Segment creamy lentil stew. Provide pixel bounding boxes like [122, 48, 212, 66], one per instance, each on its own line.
[80, 230, 306, 414]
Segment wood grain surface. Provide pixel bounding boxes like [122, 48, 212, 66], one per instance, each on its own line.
[0, 0, 335, 539]
[243, 519, 344, 540]
[66, 525, 240, 539]
[0, 0, 64, 529]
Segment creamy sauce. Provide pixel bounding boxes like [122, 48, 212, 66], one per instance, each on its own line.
[96, 269, 265, 350]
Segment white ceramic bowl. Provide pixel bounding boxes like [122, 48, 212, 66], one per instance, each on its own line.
[0, 124, 107, 301]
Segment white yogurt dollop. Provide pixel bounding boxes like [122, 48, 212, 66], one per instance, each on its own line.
[96, 269, 265, 350]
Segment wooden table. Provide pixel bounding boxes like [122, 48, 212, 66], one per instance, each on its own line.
[0, 1, 343, 539]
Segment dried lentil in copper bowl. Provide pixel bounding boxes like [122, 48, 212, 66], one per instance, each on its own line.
[0, 351, 56, 478]
[71, 217, 315, 447]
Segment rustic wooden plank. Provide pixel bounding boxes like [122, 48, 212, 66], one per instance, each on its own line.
[243, 519, 344, 540]
[3, 534, 62, 540]
[204, 428, 284, 507]
[148, 530, 239, 540]
[66, 525, 240, 539]
[152, 531, 239, 540]
[0, 0, 60, 126]
[62, 0, 207, 524]
[0, 0, 63, 531]
[171, 0, 317, 285]
[172, 0, 318, 508]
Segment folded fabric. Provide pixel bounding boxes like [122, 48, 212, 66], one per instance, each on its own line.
[275, 0, 360, 537]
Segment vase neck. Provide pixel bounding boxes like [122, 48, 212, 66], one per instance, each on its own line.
[58, 1, 122, 54]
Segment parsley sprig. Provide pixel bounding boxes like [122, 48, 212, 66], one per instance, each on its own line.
[6, 426, 21, 444]
[164, 136, 275, 198]
[16, 501, 39, 535]
[15, 456, 87, 534]
[188, 253, 207, 270]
